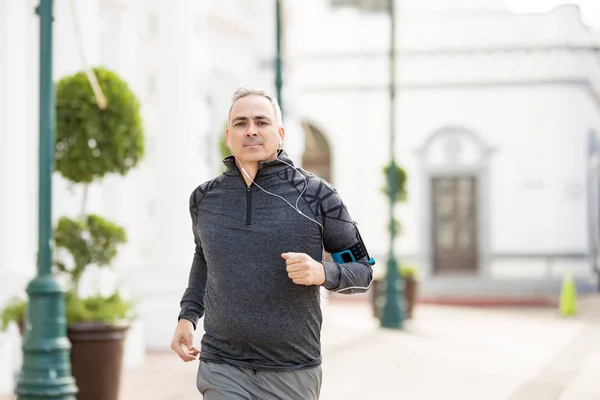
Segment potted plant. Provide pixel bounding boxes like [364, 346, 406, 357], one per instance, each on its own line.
[0, 297, 27, 336]
[371, 263, 420, 320]
[53, 66, 144, 400]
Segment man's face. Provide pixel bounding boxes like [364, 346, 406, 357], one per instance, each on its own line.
[226, 95, 284, 164]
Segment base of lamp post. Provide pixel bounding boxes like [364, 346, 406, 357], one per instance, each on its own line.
[15, 276, 78, 399]
[379, 256, 404, 329]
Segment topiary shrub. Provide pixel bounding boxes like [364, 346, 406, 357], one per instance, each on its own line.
[52, 67, 144, 326]
[55, 67, 144, 184]
[54, 214, 127, 292]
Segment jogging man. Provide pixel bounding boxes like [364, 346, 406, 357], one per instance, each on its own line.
[171, 87, 374, 399]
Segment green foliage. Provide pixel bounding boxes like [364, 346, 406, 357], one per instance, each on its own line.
[54, 214, 127, 291]
[0, 297, 26, 331]
[400, 264, 419, 280]
[53, 215, 131, 326]
[388, 217, 402, 237]
[55, 67, 144, 183]
[218, 133, 230, 161]
[218, 121, 230, 161]
[382, 162, 408, 239]
[374, 263, 420, 282]
[381, 162, 408, 203]
[66, 291, 133, 326]
[216, 121, 231, 173]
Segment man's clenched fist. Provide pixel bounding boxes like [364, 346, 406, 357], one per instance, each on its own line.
[282, 252, 325, 286]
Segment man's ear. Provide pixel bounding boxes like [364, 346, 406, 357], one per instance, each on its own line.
[278, 127, 285, 145]
[225, 128, 230, 148]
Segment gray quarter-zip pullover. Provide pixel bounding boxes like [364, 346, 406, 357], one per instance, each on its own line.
[178, 151, 373, 371]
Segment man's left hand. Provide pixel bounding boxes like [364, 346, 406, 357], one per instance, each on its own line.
[281, 252, 325, 286]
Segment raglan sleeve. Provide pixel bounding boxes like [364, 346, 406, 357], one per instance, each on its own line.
[319, 185, 374, 294]
[177, 187, 208, 329]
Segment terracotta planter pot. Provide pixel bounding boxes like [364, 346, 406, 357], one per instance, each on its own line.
[68, 322, 129, 400]
[371, 277, 419, 319]
[371, 279, 385, 318]
[18, 317, 26, 337]
[404, 277, 418, 319]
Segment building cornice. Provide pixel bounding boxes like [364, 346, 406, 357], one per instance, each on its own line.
[293, 45, 600, 110]
[296, 44, 600, 60]
[299, 79, 600, 111]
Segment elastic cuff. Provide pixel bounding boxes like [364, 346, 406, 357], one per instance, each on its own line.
[321, 261, 341, 290]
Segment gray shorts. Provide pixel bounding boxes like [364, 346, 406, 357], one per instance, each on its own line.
[196, 360, 322, 400]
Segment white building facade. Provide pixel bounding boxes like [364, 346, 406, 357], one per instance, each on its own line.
[287, 0, 600, 299]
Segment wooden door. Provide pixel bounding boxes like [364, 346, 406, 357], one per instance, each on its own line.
[431, 176, 478, 275]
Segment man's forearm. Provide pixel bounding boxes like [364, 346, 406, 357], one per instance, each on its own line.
[178, 253, 208, 329]
[321, 260, 373, 294]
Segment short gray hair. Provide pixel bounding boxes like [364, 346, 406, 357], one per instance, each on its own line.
[228, 87, 283, 127]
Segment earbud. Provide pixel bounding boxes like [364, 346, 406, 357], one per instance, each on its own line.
[226, 139, 230, 148]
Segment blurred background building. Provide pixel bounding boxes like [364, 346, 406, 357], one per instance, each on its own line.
[1, 0, 600, 394]
[288, 0, 600, 301]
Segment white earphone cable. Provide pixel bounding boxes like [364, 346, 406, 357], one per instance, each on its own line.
[231, 147, 373, 295]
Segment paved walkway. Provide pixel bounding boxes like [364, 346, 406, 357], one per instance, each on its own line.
[3, 295, 600, 399]
[118, 295, 600, 400]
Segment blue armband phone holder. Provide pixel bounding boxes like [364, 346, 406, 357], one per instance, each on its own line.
[331, 231, 376, 266]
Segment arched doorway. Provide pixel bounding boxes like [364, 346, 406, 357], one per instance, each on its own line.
[419, 126, 492, 278]
[301, 121, 332, 184]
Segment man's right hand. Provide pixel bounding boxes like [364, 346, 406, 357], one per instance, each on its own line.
[170, 319, 200, 362]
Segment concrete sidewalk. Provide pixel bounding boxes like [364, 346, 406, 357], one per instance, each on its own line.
[319, 297, 600, 400]
[3, 295, 599, 399]
[117, 295, 600, 400]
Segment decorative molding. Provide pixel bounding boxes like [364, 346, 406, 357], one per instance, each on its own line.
[294, 45, 600, 107]
[299, 79, 600, 111]
[330, 0, 387, 12]
[296, 45, 600, 60]
[418, 125, 493, 158]
[100, 0, 133, 12]
[301, 78, 591, 91]
[491, 252, 587, 259]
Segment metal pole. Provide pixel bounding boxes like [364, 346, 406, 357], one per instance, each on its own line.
[379, 0, 404, 329]
[16, 1, 78, 398]
[275, 0, 283, 117]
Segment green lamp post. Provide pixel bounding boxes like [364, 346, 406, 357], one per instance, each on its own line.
[275, 0, 284, 115]
[327, 0, 404, 328]
[16, 1, 78, 398]
[379, 0, 404, 329]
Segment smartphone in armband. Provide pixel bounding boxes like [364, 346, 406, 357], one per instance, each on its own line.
[331, 229, 375, 265]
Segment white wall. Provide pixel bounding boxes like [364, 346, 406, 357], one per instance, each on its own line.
[0, 0, 39, 308]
